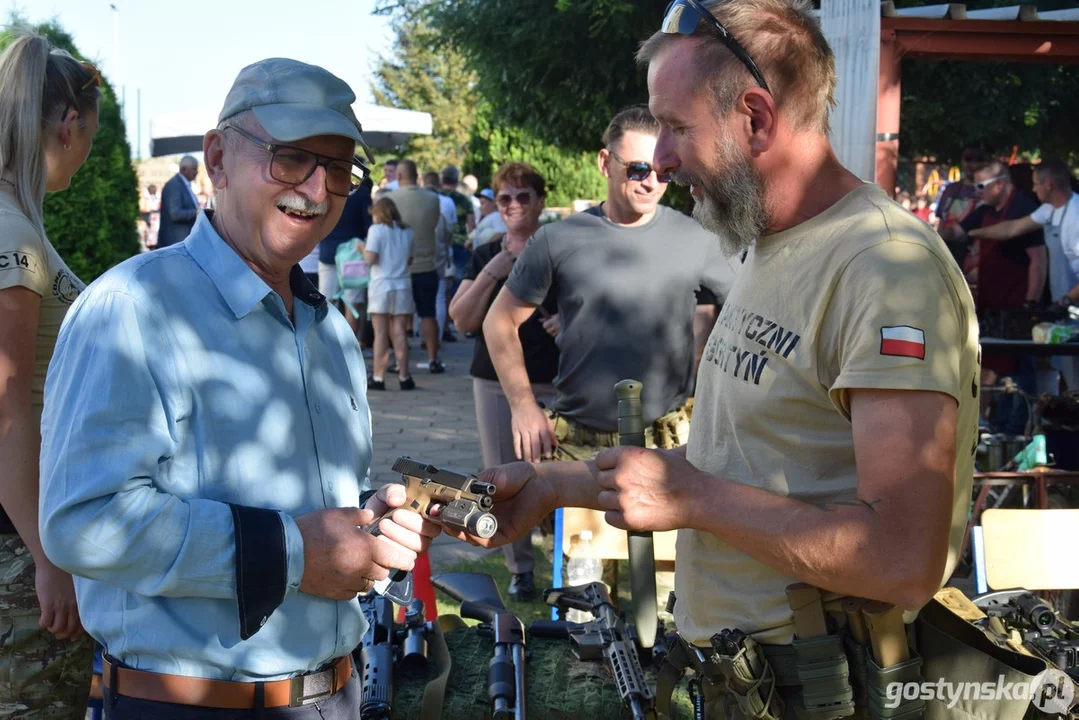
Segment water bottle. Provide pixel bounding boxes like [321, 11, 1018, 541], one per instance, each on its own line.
[565, 530, 603, 623]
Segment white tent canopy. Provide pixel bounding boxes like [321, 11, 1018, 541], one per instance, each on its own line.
[149, 104, 433, 157]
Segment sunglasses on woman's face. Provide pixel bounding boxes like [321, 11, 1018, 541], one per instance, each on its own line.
[497, 191, 535, 208]
[608, 149, 672, 183]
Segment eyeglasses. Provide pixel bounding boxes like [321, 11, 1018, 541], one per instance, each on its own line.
[223, 124, 371, 197]
[496, 191, 536, 208]
[608, 149, 672, 183]
[975, 175, 1008, 191]
[661, 0, 771, 94]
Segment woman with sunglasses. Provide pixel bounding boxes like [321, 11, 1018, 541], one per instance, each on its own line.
[0, 32, 100, 716]
[448, 162, 560, 601]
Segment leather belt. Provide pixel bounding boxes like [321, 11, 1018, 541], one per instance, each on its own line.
[102, 655, 352, 709]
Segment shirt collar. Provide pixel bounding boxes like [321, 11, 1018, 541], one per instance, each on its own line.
[186, 211, 327, 320]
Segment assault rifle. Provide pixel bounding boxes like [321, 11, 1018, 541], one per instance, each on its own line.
[529, 582, 655, 720]
[366, 457, 499, 604]
[432, 572, 527, 720]
[974, 589, 1079, 680]
[356, 596, 435, 719]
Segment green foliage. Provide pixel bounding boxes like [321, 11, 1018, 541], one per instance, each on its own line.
[428, 0, 666, 153]
[466, 106, 608, 207]
[899, 60, 1079, 166]
[1, 17, 139, 284]
[371, 17, 479, 172]
[423, 0, 1079, 167]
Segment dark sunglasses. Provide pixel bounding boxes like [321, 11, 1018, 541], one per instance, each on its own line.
[608, 149, 671, 183]
[224, 124, 371, 198]
[661, 0, 771, 94]
[496, 191, 535, 208]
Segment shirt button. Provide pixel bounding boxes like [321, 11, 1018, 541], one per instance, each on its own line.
[315, 403, 321, 414]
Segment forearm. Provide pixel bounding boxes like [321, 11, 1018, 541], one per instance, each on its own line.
[689, 476, 944, 610]
[0, 418, 48, 562]
[41, 483, 245, 599]
[1028, 258, 1047, 302]
[448, 276, 498, 333]
[483, 309, 537, 410]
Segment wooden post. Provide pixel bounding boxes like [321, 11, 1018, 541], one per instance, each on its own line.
[876, 28, 902, 197]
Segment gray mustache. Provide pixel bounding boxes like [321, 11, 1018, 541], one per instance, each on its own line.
[276, 194, 328, 216]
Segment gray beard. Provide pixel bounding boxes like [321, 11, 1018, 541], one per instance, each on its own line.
[686, 137, 769, 257]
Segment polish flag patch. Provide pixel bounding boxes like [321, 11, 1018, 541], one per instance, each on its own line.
[880, 326, 926, 360]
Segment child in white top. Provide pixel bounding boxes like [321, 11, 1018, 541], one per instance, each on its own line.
[364, 197, 415, 390]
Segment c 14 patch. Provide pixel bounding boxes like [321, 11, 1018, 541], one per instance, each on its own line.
[880, 325, 925, 360]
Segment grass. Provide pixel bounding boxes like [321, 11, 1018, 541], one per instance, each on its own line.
[432, 533, 676, 632]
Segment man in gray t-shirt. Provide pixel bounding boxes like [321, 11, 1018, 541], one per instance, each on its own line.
[484, 106, 735, 465]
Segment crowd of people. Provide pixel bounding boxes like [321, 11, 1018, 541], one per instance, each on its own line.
[0, 0, 1075, 717]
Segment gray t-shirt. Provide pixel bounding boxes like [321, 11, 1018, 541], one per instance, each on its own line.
[506, 205, 736, 430]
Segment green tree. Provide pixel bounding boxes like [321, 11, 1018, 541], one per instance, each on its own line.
[371, 17, 479, 172]
[428, 0, 664, 153]
[1, 16, 139, 283]
[467, 105, 608, 207]
[424, 0, 1079, 165]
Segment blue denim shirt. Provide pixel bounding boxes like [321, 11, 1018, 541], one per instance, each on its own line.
[39, 212, 373, 681]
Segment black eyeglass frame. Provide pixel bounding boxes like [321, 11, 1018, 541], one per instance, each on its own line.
[607, 148, 672, 183]
[661, 0, 771, 95]
[222, 123, 373, 197]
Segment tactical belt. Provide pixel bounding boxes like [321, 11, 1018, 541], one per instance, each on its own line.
[547, 399, 693, 450]
[102, 655, 351, 709]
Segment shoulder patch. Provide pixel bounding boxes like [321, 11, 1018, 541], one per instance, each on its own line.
[880, 325, 925, 360]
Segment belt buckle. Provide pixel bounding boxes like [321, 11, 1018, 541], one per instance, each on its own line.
[288, 663, 337, 708]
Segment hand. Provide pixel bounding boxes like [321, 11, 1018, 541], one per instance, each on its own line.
[541, 313, 561, 337]
[35, 559, 83, 641]
[363, 483, 443, 554]
[594, 446, 705, 532]
[295, 502, 429, 601]
[484, 249, 516, 282]
[968, 227, 984, 239]
[511, 401, 558, 463]
[442, 462, 557, 549]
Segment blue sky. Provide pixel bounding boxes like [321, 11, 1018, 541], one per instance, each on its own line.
[12, 0, 394, 158]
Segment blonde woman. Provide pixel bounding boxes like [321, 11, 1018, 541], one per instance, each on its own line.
[0, 32, 100, 714]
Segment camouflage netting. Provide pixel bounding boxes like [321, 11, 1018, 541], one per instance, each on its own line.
[392, 624, 696, 719]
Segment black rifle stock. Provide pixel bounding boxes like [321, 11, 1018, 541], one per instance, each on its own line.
[615, 379, 658, 652]
[537, 582, 655, 720]
[432, 572, 527, 719]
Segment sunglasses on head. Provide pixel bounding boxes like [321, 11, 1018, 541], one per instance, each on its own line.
[975, 175, 1008, 191]
[661, 0, 771, 94]
[496, 191, 535, 208]
[608, 149, 671, 183]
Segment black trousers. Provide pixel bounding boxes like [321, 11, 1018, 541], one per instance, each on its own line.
[104, 674, 360, 720]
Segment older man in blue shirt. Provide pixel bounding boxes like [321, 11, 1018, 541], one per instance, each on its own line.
[39, 59, 440, 719]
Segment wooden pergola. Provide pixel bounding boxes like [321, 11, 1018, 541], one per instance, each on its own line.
[874, 2, 1079, 195]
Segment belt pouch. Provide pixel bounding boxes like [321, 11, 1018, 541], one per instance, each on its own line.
[792, 634, 856, 719]
[866, 653, 926, 720]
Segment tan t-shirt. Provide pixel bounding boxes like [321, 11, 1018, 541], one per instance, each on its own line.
[0, 184, 85, 423]
[677, 183, 979, 646]
[384, 185, 442, 274]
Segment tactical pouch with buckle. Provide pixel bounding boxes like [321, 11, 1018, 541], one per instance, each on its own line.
[843, 630, 870, 709]
[791, 634, 856, 719]
[711, 629, 785, 720]
[865, 652, 925, 720]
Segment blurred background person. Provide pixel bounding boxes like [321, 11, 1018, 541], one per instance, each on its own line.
[365, 197, 416, 391]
